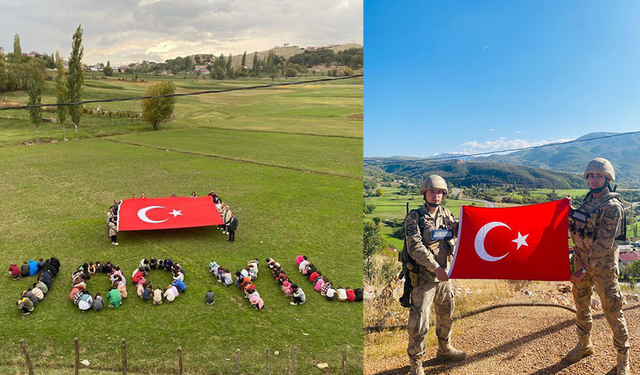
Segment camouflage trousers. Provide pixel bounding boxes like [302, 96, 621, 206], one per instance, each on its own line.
[572, 268, 629, 354]
[407, 278, 454, 360]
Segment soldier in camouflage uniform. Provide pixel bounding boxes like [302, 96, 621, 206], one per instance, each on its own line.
[404, 175, 465, 375]
[568, 158, 630, 375]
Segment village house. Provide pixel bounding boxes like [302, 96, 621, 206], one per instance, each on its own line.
[193, 65, 209, 74]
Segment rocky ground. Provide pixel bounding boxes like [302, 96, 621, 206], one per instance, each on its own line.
[365, 283, 640, 375]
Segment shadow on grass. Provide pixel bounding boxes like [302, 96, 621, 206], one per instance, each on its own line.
[372, 304, 640, 375]
[121, 226, 225, 244]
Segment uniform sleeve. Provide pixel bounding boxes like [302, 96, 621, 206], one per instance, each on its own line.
[405, 212, 441, 272]
[588, 203, 623, 266]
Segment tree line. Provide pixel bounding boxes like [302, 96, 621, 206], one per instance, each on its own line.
[0, 35, 51, 92]
[123, 47, 363, 79]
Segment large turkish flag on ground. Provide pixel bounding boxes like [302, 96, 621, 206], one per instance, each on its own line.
[448, 199, 571, 281]
[117, 197, 224, 231]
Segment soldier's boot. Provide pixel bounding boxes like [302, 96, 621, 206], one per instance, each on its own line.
[408, 357, 424, 375]
[617, 352, 630, 375]
[565, 335, 594, 363]
[436, 339, 466, 362]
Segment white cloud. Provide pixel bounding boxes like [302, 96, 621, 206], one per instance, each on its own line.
[460, 137, 574, 154]
[515, 130, 523, 134]
[489, 128, 495, 131]
[0, 0, 363, 65]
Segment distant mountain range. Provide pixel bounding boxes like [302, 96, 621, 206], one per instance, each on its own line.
[481, 132, 640, 184]
[365, 158, 586, 189]
[366, 131, 640, 188]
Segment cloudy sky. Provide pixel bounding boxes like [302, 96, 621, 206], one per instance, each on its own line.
[0, 0, 362, 66]
[365, 1, 640, 157]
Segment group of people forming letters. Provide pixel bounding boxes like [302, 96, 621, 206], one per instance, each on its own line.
[9, 258, 61, 315]
[67, 258, 187, 312]
[209, 259, 264, 310]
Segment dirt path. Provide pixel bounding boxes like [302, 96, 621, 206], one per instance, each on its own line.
[366, 300, 640, 375]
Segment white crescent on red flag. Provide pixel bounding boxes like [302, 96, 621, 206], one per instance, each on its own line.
[449, 199, 571, 281]
[117, 197, 224, 231]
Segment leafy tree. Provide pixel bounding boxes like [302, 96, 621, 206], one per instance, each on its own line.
[27, 79, 42, 144]
[210, 65, 225, 80]
[364, 202, 376, 214]
[11, 34, 22, 64]
[364, 221, 383, 280]
[183, 56, 194, 72]
[0, 62, 7, 91]
[629, 260, 640, 279]
[141, 81, 176, 131]
[343, 67, 355, 76]
[55, 51, 67, 140]
[226, 54, 233, 77]
[67, 24, 84, 138]
[265, 50, 276, 74]
[103, 61, 113, 76]
[284, 67, 297, 77]
[251, 52, 259, 76]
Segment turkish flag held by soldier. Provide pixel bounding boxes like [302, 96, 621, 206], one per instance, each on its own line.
[449, 199, 571, 281]
[117, 197, 224, 231]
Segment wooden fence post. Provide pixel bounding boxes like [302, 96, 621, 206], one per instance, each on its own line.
[234, 349, 240, 375]
[121, 338, 127, 375]
[342, 349, 347, 375]
[265, 349, 270, 375]
[74, 337, 80, 375]
[289, 347, 297, 375]
[20, 339, 35, 375]
[177, 346, 183, 375]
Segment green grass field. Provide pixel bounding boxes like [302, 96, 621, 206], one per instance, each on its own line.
[0, 76, 363, 374]
[364, 187, 480, 249]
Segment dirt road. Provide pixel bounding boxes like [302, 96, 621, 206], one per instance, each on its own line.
[366, 299, 640, 375]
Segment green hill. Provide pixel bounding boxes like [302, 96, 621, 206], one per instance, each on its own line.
[365, 158, 585, 189]
[483, 132, 640, 185]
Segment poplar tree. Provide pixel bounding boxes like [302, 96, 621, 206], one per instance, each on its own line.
[252, 52, 259, 76]
[55, 51, 68, 141]
[27, 79, 42, 144]
[226, 54, 233, 78]
[67, 25, 84, 138]
[12, 34, 22, 63]
[241, 51, 247, 69]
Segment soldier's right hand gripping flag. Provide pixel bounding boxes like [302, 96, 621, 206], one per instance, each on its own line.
[449, 199, 571, 281]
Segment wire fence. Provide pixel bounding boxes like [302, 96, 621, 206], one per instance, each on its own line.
[16, 338, 353, 375]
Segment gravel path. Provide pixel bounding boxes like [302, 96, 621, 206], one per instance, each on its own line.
[366, 298, 640, 375]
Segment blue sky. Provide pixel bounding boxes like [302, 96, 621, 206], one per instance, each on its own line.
[365, 1, 640, 157]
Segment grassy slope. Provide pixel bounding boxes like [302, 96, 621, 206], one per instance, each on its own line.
[0, 76, 363, 146]
[0, 77, 363, 375]
[364, 187, 479, 250]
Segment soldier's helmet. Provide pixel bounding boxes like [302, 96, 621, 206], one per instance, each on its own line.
[420, 175, 448, 195]
[584, 158, 615, 181]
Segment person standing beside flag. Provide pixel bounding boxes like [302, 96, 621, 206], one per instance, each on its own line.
[567, 158, 629, 375]
[403, 175, 465, 375]
[227, 213, 238, 242]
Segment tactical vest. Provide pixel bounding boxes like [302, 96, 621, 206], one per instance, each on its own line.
[400, 205, 456, 281]
[570, 191, 625, 269]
